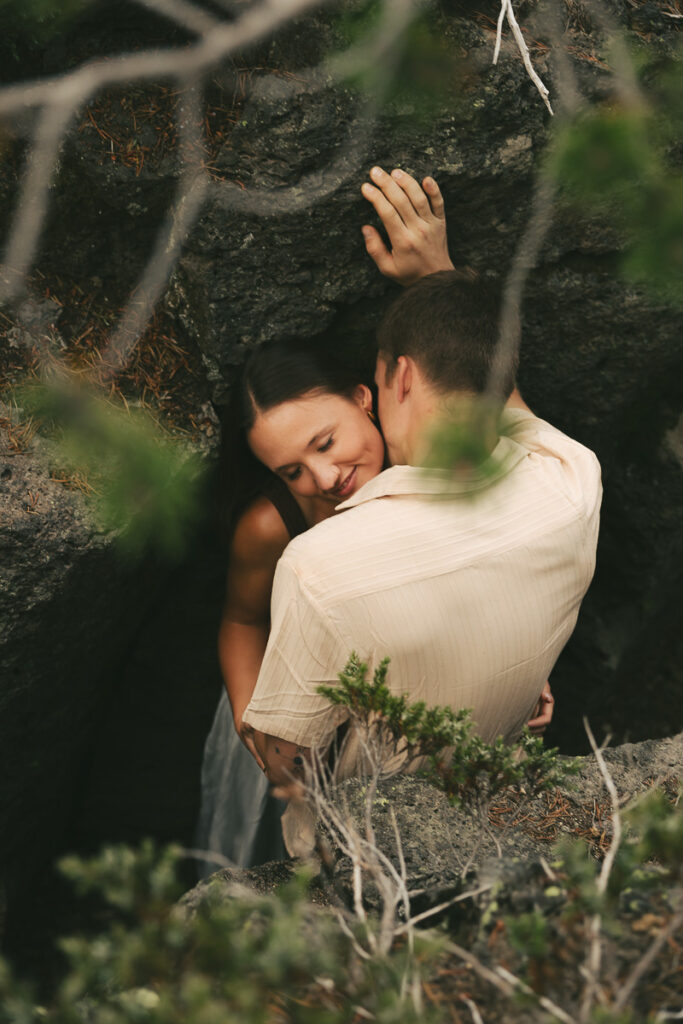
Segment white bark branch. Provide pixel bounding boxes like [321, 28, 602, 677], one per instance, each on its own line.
[493, 0, 553, 115]
[579, 719, 623, 1023]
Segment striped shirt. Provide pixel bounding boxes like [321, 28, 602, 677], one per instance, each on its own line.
[243, 410, 602, 760]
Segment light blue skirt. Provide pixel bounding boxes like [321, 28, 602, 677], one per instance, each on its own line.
[196, 689, 286, 874]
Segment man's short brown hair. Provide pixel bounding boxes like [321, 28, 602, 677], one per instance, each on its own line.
[377, 270, 517, 399]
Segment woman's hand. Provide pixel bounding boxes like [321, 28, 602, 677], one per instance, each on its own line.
[528, 681, 555, 736]
[234, 710, 266, 771]
[361, 166, 454, 286]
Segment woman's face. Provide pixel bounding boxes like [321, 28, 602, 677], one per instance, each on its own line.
[248, 386, 385, 504]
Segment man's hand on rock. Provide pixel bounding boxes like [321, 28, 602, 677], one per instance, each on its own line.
[361, 166, 454, 286]
[528, 681, 555, 736]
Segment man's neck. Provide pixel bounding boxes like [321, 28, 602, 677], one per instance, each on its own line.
[405, 391, 501, 468]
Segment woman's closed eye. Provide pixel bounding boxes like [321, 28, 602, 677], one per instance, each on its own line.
[284, 467, 302, 481]
[318, 435, 334, 453]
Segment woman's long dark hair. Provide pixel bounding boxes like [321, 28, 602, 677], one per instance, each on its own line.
[217, 340, 366, 542]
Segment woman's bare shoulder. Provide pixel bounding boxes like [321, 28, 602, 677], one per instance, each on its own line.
[231, 496, 290, 565]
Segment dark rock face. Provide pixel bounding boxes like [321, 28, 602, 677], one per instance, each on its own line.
[0, 437, 154, 896]
[0, 0, 682, 935]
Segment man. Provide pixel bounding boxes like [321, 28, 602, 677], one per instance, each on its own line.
[241, 167, 600, 807]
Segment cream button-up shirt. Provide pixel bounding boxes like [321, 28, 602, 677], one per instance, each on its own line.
[242, 411, 602, 763]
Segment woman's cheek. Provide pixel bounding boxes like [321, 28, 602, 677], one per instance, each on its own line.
[290, 476, 316, 497]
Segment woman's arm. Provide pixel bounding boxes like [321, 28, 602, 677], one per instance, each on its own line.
[218, 497, 291, 752]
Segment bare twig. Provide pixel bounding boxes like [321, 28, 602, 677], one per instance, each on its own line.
[0, 0, 420, 385]
[614, 905, 683, 1014]
[180, 846, 238, 871]
[495, 965, 577, 1024]
[493, 0, 553, 115]
[209, 0, 420, 218]
[394, 882, 493, 935]
[586, 0, 643, 108]
[460, 995, 485, 1024]
[0, 0, 329, 303]
[99, 78, 210, 376]
[541, 0, 583, 117]
[445, 940, 577, 1023]
[487, 172, 556, 403]
[0, 102, 74, 301]
[0, 0, 325, 118]
[132, 0, 224, 35]
[580, 719, 623, 1023]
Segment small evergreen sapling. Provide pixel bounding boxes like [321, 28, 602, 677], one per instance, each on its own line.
[318, 654, 573, 807]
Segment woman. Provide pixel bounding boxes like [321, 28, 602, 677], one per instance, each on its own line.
[197, 341, 387, 870]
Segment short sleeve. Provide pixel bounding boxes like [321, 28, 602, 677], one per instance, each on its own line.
[241, 558, 350, 748]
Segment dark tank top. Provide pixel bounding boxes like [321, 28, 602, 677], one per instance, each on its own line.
[260, 475, 308, 540]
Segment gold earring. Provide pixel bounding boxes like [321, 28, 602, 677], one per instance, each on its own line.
[367, 409, 377, 424]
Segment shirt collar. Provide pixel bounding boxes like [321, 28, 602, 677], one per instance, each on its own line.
[336, 433, 528, 511]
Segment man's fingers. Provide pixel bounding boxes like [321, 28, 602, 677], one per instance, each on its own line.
[361, 180, 405, 238]
[244, 735, 265, 771]
[366, 165, 422, 228]
[390, 168, 432, 219]
[361, 224, 394, 276]
[527, 682, 554, 735]
[423, 176, 445, 220]
[240, 723, 266, 770]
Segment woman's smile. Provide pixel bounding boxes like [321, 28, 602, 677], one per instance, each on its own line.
[330, 466, 357, 499]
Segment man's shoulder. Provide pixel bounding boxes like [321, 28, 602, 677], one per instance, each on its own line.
[282, 501, 376, 566]
[503, 409, 598, 462]
[503, 409, 602, 512]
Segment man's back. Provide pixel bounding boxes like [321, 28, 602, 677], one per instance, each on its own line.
[243, 410, 601, 752]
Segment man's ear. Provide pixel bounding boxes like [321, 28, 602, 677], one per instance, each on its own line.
[395, 356, 412, 404]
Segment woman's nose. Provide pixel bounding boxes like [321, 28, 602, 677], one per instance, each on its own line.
[313, 462, 340, 493]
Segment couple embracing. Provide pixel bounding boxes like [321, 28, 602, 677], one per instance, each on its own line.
[198, 166, 602, 868]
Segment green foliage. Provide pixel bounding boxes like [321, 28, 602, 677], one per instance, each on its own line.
[319, 654, 573, 806]
[0, 843, 442, 1024]
[58, 840, 185, 914]
[20, 379, 204, 559]
[551, 109, 657, 203]
[553, 782, 683, 924]
[549, 48, 683, 305]
[0, 0, 92, 49]
[621, 785, 683, 881]
[332, 2, 460, 122]
[506, 910, 549, 960]
[588, 1010, 636, 1024]
[421, 403, 534, 494]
